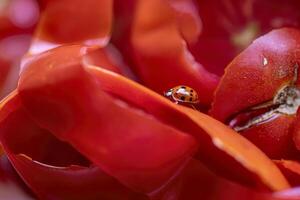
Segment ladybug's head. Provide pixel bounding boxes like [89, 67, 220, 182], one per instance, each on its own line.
[164, 89, 173, 98]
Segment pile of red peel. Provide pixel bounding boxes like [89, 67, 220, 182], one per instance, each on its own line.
[1, 0, 300, 199]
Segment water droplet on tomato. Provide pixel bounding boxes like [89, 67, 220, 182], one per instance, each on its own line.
[263, 57, 268, 66]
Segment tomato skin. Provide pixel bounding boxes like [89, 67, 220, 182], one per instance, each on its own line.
[211, 28, 300, 159]
[191, 0, 300, 76]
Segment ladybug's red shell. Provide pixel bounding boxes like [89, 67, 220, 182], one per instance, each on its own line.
[165, 85, 199, 104]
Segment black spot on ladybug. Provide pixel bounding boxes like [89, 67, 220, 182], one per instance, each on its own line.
[189, 97, 193, 101]
[181, 86, 186, 89]
[180, 96, 185, 101]
[190, 90, 193, 92]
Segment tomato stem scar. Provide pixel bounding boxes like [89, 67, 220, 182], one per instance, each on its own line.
[231, 63, 300, 132]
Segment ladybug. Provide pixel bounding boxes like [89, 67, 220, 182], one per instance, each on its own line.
[164, 85, 199, 105]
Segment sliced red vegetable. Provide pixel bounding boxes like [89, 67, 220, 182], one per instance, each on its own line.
[275, 160, 300, 187]
[84, 47, 122, 74]
[17, 45, 198, 194]
[130, 0, 218, 106]
[12, 156, 148, 200]
[181, 107, 290, 191]
[83, 45, 136, 78]
[0, 43, 287, 195]
[178, 159, 294, 200]
[167, 0, 202, 44]
[22, 0, 129, 77]
[0, 91, 148, 200]
[210, 28, 300, 159]
[29, 0, 112, 54]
